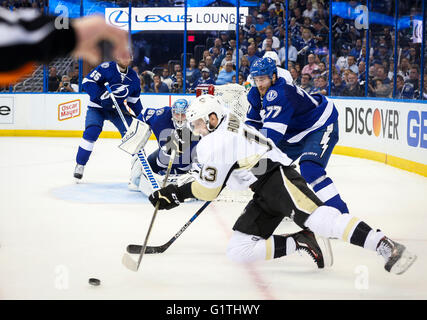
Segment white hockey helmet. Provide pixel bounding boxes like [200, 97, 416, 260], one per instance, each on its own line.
[186, 94, 225, 136]
[263, 51, 281, 66]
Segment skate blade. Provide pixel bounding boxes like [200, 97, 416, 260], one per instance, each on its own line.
[316, 235, 334, 268]
[390, 250, 417, 275]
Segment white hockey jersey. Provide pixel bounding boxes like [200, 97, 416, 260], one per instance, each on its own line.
[190, 113, 292, 201]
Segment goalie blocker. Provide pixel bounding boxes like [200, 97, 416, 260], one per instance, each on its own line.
[119, 118, 152, 155]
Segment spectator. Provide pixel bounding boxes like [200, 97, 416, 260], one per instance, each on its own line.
[398, 57, 410, 80]
[408, 46, 420, 65]
[347, 55, 358, 74]
[278, 37, 298, 66]
[161, 68, 173, 90]
[246, 24, 258, 40]
[242, 15, 254, 36]
[422, 77, 427, 99]
[294, 27, 316, 66]
[219, 31, 231, 51]
[292, 7, 304, 25]
[48, 67, 60, 92]
[358, 61, 366, 83]
[312, 18, 329, 49]
[220, 51, 234, 70]
[239, 56, 251, 80]
[371, 78, 392, 98]
[375, 65, 391, 85]
[190, 67, 215, 92]
[342, 71, 364, 97]
[332, 17, 350, 51]
[231, 73, 245, 86]
[205, 55, 218, 79]
[350, 39, 362, 58]
[395, 75, 414, 99]
[331, 73, 346, 96]
[290, 67, 300, 85]
[57, 75, 75, 92]
[289, 17, 301, 38]
[246, 44, 259, 67]
[186, 58, 200, 87]
[301, 53, 319, 77]
[318, 62, 328, 78]
[212, 46, 225, 69]
[171, 71, 188, 93]
[255, 14, 269, 34]
[170, 63, 182, 82]
[209, 38, 226, 56]
[335, 44, 351, 73]
[262, 27, 280, 51]
[406, 65, 420, 92]
[302, 1, 317, 20]
[310, 75, 328, 95]
[300, 73, 313, 92]
[151, 74, 169, 93]
[216, 61, 235, 85]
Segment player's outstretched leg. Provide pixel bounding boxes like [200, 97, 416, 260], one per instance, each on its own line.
[304, 206, 417, 275]
[226, 229, 325, 269]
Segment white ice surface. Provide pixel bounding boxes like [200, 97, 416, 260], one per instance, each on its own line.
[0, 137, 426, 300]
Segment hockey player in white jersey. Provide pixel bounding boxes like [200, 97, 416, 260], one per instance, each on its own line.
[148, 94, 416, 275]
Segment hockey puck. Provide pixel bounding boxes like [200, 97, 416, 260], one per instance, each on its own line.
[88, 278, 101, 286]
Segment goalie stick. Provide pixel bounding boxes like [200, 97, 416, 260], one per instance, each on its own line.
[104, 82, 160, 192]
[126, 201, 211, 254]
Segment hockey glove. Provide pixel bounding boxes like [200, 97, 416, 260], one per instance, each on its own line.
[149, 184, 184, 210]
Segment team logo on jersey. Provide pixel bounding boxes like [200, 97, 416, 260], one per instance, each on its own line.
[266, 90, 278, 102]
[100, 84, 129, 100]
[101, 62, 110, 68]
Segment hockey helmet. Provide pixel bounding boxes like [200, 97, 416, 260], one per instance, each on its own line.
[186, 94, 225, 136]
[250, 57, 277, 79]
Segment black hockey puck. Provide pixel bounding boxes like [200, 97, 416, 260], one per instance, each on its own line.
[88, 278, 101, 286]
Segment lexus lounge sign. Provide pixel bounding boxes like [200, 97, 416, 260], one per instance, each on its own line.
[105, 7, 249, 31]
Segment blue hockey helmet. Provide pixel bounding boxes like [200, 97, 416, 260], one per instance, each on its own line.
[250, 57, 277, 79]
[172, 99, 189, 129]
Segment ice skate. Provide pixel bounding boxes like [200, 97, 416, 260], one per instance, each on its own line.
[292, 230, 325, 269]
[377, 237, 417, 275]
[73, 164, 85, 181]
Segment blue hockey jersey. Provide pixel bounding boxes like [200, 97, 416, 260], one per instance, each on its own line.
[82, 61, 143, 116]
[141, 106, 199, 168]
[246, 77, 338, 145]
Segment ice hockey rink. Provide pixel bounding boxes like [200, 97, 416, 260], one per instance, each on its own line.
[0, 137, 426, 300]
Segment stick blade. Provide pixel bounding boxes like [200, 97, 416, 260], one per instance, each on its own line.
[126, 244, 165, 254]
[122, 253, 139, 271]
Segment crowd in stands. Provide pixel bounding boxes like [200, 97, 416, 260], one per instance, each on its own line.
[133, 0, 426, 99]
[2, 0, 426, 99]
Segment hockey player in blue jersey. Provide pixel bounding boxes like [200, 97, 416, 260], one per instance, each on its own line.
[73, 56, 143, 180]
[246, 57, 349, 214]
[128, 98, 200, 195]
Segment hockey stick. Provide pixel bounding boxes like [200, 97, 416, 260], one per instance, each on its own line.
[122, 148, 177, 271]
[104, 82, 161, 191]
[126, 200, 211, 254]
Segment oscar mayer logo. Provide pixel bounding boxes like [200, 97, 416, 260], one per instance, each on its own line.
[58, 99, 81, 121]
[345, 107, 399, 140]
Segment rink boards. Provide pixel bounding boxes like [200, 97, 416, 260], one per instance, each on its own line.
[0, 93, 426, 176]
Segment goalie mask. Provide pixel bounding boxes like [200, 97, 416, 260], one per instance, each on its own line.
[186, 94, 225, 136]
[171, 99, 189, 129]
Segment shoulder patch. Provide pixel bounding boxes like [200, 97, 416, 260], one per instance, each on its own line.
[266, 90, 278, 102]
[101, 62, 110, 68]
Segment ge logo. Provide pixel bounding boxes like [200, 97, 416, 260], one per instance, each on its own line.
[0, 105, 11, 116]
